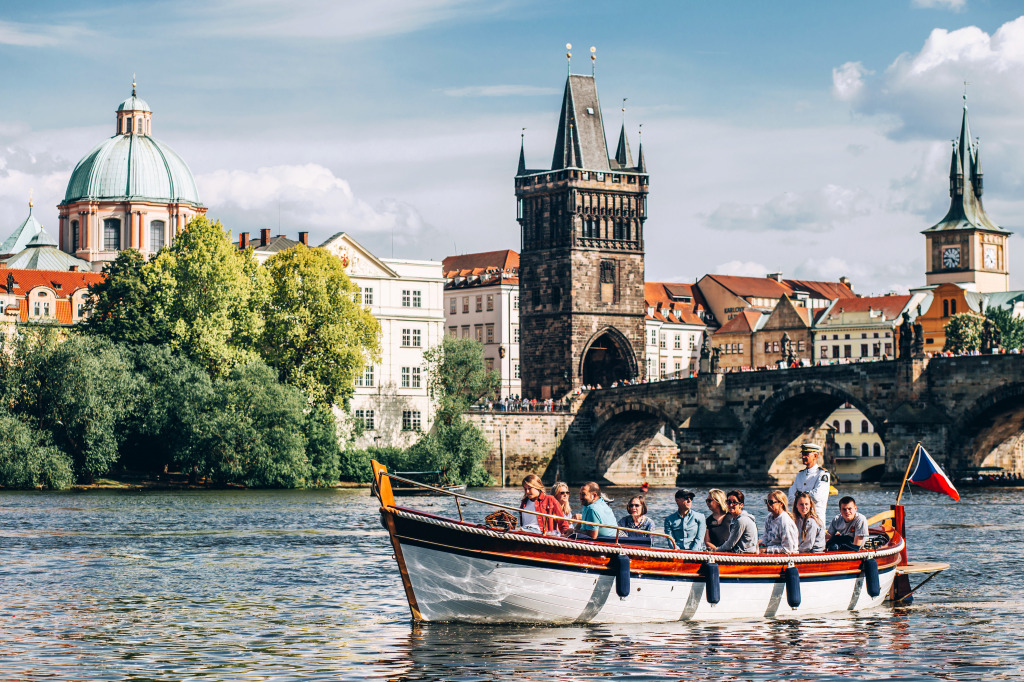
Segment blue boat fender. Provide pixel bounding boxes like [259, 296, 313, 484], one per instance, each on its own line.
[704, 562, 721, 604]
[862, 557, 880, 598]
[614, 553, 631, 597]
[783, 565, 801, 608]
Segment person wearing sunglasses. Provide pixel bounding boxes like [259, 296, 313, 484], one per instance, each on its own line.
[617, 496, 655, 539]
[763, 490, 798, 554]
[664, 489, 705, 551]
[518, 474, 569, 535]
[703, 489, 731, 551]
[714, 490, 758, 554]
[551, 481, 573, 522]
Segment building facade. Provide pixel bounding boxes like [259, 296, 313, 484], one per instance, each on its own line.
[515, 72, 649, 399]
[320, 232, 444, 448]
[442, 250, 521, 399]
[813, 294, 912, 363]
[58, 84, 206, 268]
[643, 282, 707, 380]
[0, 266, 104, 328]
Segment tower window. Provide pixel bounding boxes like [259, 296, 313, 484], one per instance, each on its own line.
[150, 220, 165, 251]
[71, 220, 79, 251]
[103, 218, 121, 251]
[600, 261, 615, 283]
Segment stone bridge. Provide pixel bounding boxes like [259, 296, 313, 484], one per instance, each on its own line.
[469, 355, 1024, 485]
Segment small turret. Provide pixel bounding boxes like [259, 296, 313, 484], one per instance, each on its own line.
[518, 137, 526, 175]
[614, 122, 633, 168]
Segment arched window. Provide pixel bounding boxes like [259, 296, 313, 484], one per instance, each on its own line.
[861, 443, 869, 457]
[951, 299, 957, 315]
[873, 443, 882, 457]
[844, 443, 853, 457]
[844, 420, 853, 434]
[71, 220, 79, 251]
[103, 218, 121, 251]
[861, 420, 869, 433]
[943, 300, 949, 317]
[832, 420, 840, 431]
[150, 220, 165, 251]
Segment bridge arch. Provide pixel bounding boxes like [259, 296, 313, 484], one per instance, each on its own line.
[950, 382, 1024, 471]
[578, 326, 638, 388]
[587, 400, 681, 486]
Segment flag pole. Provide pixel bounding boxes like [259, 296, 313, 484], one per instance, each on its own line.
[896, 441, 921, 505]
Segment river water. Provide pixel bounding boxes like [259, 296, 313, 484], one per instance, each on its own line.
[0, 484, 1021, 681]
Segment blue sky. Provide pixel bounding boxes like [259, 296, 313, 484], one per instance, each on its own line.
[4, 0, 1024, 294]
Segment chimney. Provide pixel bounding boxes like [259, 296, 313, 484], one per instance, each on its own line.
[299, 231, 309, 246]
[0, 262, 7, 270]
[767, 272, 782, 282]
[260, 228, 271, 246]
[239, 232, 249, 249]
[840, 276, 853, 292]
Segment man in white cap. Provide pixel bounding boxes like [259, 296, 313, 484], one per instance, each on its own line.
[788, 442, 830, 522]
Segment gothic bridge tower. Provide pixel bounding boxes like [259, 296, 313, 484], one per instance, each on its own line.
[515, 72, 649, 399]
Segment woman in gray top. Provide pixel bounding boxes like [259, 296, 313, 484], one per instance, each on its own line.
[793, 491, 826, 552]
[716, 490, 758, 554]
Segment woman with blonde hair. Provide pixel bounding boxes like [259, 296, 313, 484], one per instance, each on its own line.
[763, 490, 798, 554]
[551, 481, 572, 519]
[703, 488, 730, 551]
[519, 474, 570, 535]
[793, 491, 826, 552]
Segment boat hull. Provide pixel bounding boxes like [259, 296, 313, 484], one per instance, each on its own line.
[384, 507, 901, 624]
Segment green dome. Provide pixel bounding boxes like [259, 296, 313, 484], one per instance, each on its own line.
[62, 134, 202, 206]
[117, 95, 151, 112]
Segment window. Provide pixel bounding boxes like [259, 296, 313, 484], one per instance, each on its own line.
[354, 409, 375, 431]
[650, 329, 657, 345]
[844, 443, 853, 457]
[402, 410, 422, 431]
[873, 443, 882, 457]
[362, 288, 373, 306]
[150, 220, 165, 251]
[485, 358, 494, 371]
[797, 340, 805, 352]
[77, 303, 86, 318]
[513, 326, 520, 343]
[861, 344, 868, 357]
[844, 334, 850, 340]
[772, 341, 779, 352]
[885, 343, 892, 356]
[844, 345, 852, 358]
[474, 325, 483, 343]
[401, 367, 421, 388]
[449, 298, 456, 314]
[764, 342, 771, 353]
[821, 346, 830, 359]
[861, 420, 870, 433]
[403, 290, 421, 307]
[486, 324, 494, 343]
[660, 361, 665, 376]
[462, 297, 469, 313]
[355, 366, 375, 387]
[514, 363, 520, 379]
[461, 326, 470, 338]
[844, 420, 853, 434]
[674, 334, 681, 350]
[71, 220, 79, 251]
[675, 361, 681, 372]
[832, 420, 840, 431]
[103, 218, 121, 250]
[448, 326, 457, 337]
[659, 333, 666, 349]
[486, 295, 494, 311]
[513, 295, 519, 311]
[738, 343, 743, 353]
[861, 443, 870, 457]
[401, 329, 421, 347]
[832, 345, 840, 359]
[689, 336, 696, 351]
[943, 300, 949, 317]
[951, 299, 957, 315]
[475, 296, 483, 312]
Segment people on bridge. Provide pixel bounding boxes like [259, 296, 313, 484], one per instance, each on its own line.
[552, 481, 573, 526]
[573, 481, 617, 539]
[793, 491, 826, 553]
[788, 442, 831, 522]
[825, 496, 869, 551]
[715, 490, 758, 553]
[618, 496, 655, 539]
[762, 490, 799, 554]
[518, 474, 569, 536]
[703, 489, 731, 550]
[664, 489, 706, 551]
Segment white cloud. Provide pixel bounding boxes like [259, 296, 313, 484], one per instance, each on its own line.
[911, 0, 966, 11]
[832, 61, 870, 101]
[442, 85, 559, 97]
[197, 164, 428, 236]
[713, 260, 770, 278]
[702, 185, 873, 233]
[0, 20, 91, 47]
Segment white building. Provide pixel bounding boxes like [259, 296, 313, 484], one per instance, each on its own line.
[442, 250, 521, 399]
[321, 233, 445, 448]
[813, 294, 912, 363]
[643, 282, 707, 380]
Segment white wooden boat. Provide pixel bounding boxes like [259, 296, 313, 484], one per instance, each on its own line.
[371, 461, 945, 623]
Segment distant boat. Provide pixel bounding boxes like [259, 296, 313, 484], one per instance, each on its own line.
[370, 461, 947, 623]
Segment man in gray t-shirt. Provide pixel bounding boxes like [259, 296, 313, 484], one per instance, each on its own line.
[826, 496, 869, 551]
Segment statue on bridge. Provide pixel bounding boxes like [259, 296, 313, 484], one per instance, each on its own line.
[913, 318, 925, 359]
[699, 330, 713, 374]
[981, 317, 1002, 354]
[710, 346, 721, 373]
[780, 332, 796, 367]
[898, 312, 913, 360]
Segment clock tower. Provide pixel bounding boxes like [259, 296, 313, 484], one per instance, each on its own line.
[923, 97, 1010, 293]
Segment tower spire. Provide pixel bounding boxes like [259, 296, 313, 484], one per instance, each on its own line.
[636, 124, 646, 173]
[518, 128, 527, 175]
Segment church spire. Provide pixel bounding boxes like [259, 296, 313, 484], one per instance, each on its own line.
[614, 122, 633, 168]
[518, 131, 526, 175]
[550, 73, 610, 171]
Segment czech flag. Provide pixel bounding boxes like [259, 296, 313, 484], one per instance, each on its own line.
[908, 445, 960, 501]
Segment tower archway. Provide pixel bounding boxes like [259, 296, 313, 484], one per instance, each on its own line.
[580, 327, 637, 388]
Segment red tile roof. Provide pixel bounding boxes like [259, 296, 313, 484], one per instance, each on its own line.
[715, 310, 763, 335]
[442, 250, 519, 278]
[645, 282, 706, 326]
[0, 268, 105, 295]
[703, 274, 855, 302]
[785, 279, 856, 300]
[825, 294, 911, 320]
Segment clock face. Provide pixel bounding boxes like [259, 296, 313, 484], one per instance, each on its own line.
[943, 247, 961, 269]
[984, 245, 998, 269]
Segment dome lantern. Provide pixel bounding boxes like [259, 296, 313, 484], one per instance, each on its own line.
[116, 77, 153, 136]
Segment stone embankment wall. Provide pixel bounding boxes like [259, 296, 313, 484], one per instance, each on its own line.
[465, 412, 577, 486]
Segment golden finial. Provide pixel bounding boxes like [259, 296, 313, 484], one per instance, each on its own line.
[28, 188, 33, 210]
[132, 73, 137, 96]
[590, 46, 596, 76]
[566, 43, 572, 73]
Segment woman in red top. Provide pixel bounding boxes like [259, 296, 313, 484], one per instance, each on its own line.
[520, 474, 571, 535]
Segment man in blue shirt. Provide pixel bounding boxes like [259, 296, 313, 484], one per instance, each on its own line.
[574, 481, 617, 538]
[664, 489, 706, 550]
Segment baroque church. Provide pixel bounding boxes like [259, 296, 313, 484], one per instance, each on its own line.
[515, 71, 649, 399]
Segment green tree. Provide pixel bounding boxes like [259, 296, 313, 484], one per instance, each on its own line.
[423, 336, 500, 425]
[304, 404, 343, 486]
[261, 245, 380, 407]
[164, 216, 268, 377]
[80, 249, 175, 345]
[986, 306, 1024, 350]
[0, 409, 74, 489]
[943, 313, 985, 352]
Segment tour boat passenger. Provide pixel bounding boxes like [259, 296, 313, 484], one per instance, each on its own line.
[617, 496, 655, 539]
[519, 474, 568, 535]
[825, 496, 869, 551]
[552, 481, 573, 530]
[664, 489, 706, 550]
[787, 442, 831, 523]
[715, 490, 758, 553]
[793, 491, 826, 552]
[703, 489, 731, 551]
[763, 490, 798, 554]
[573, 481, 617, 539]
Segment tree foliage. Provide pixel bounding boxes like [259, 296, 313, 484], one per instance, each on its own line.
[986, 306, 1024, 350]
[80, 249, 174, 345]
[261, 245, 380, 407]
[423, 335, 500, 425]
[0, 409, 73, 489]
[943, 313, 985, 352]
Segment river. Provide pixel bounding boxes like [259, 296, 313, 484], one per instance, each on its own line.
[0, 484, 1021, 680]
